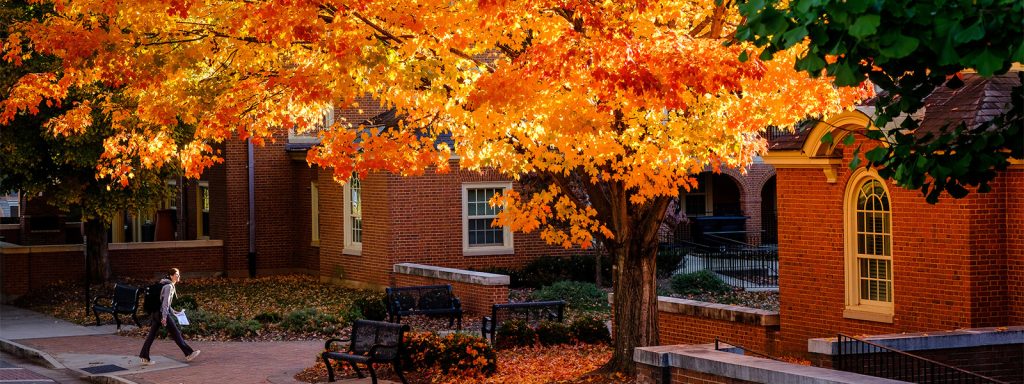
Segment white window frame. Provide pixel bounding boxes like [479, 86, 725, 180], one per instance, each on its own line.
[462, 182, 514, 256]
[311, 181, 320, 246]
[343, 176, 362, 255]
[843, 170, 894, 323]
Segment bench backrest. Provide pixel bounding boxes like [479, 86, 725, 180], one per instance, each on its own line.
[492, 300, 566, 327]
[112, 284, 141, 312]
[350, 319, 408, 361]
[386, 285, 455, 312]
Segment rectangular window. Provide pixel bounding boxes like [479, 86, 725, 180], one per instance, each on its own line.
[311, 181, 320, 245]
[462, 182, 513, 256]
[196, 181, 210, 239]
[343, 176, 362, 255]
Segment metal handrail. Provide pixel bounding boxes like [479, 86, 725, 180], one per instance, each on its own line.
[836, 334, 1007, 383]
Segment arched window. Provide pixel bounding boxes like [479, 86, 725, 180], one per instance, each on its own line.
[844, 172, 894, 322]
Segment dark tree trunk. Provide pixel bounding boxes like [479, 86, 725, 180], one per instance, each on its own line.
[84, 218, 110, 281]
[606, 240, 660, 373]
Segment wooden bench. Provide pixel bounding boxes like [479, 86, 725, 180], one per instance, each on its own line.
[91, 283, 143, 330]
[322, 319, 409, 384]
[480, 300, 567, 343]
[385, 284, 463, 329]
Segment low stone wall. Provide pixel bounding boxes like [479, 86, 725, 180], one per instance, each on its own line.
[657, 296, 781, 354]
[608, 294, 781, 355]
[1, 241, 224, 301]
[634, 344, 905, 384]
[809, 327, 1024, 383]
[393, 263, 509, 317]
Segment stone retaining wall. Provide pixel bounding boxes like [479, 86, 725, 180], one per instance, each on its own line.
[634, 344, 905, 384]
[393, 263, 509, 317]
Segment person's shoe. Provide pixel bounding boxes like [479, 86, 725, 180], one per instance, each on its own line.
[140, 358, 154, 366]
[186, 350, 201, 362]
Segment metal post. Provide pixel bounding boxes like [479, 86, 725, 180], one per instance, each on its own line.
[83, 234, 89, 318]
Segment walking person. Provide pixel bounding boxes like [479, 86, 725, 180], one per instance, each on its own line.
[139, 268, 200, 365]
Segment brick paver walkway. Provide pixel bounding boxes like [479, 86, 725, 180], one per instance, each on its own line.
[20, 335, 321, 384]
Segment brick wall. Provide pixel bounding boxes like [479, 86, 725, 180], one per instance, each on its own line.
[639, 362, 763, 384]
[1, 243, 224, 299]
[319, 160, 588, 289]
[655, 297, 781, 356]
[217, 136, 320, 277]
[659, 312, 781, 356]
[1007, 168, 1024, 324]
[914, 344, 1024, 383]
[393, 273, 509, 317]
[774, 137, 1020, 356]
[819, 344, 1024, 383]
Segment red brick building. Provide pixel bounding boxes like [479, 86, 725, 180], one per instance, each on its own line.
[763, 72, 1024, 355]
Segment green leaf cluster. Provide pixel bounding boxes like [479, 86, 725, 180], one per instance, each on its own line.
[739, 0, 1023, 203]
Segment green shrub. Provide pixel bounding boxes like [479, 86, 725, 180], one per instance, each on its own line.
[487, 254, 612, 289]
[280, 308, 345, 334]
[179, 310, 229, 337]
[403, 332, 496, 376]
[656, 246, 686, 278]
[565, 253, 613, 285]
[530, 281, 608, 312]
[225, 319, 261, 338]
[495, 319, 536, 349]
[520, 256, 573, 288]
[436, 333, 497, 376]
[571, 315, 610, 344]
[403, 332, 443, 370]
[175, 295, 199, 311]
[536, 321, 573, 346]
[670, 270, 732, 295]
[351, 294, 387, 321]
[253, 312, 282, 324]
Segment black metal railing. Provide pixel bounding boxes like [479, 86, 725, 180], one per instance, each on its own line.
[835, 334, 1007, 384]
[663, 244, 778, 290]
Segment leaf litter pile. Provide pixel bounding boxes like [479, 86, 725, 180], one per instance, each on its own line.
[13, 275, 378, 341]
[295, 343, 632, 384]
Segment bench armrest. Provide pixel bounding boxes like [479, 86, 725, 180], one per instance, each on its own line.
[324, 337, 350, 351]
[91, 295, 113, 307]
[451, 297, 462, 310]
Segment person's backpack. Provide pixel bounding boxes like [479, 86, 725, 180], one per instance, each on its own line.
[143, 282, 169, 314]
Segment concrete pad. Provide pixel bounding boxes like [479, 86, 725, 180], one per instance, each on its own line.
[0, 306, 115, 340]
[56, 353, 187, 376]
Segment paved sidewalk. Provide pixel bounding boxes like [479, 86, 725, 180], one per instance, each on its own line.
[1, 305, 398, 383]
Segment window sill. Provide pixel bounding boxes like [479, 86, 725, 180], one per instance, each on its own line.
[843, 307, 893, 323]
[343, 248, 362, 256]
[463, 247, 514, 256]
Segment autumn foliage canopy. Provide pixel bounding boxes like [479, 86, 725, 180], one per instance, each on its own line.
[2, 0, 870, 245]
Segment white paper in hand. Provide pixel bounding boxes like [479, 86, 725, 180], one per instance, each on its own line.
[174, 310, 189, 326]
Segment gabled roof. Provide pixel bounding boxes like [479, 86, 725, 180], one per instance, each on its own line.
[916, 71, 1020, 136]
[768, 70, 1021, 152]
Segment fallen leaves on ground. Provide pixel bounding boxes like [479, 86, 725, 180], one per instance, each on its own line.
[295, 343, 630, 384]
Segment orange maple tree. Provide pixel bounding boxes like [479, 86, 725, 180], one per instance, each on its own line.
[2, 0, 870, 372]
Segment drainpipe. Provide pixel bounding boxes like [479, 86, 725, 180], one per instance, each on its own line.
[247, 138, 257, 277]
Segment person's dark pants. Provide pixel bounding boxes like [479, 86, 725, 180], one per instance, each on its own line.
[139, 312, 193, 359]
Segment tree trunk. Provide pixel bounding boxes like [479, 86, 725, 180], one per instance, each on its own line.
[84, 218, 111, 281]
[606, 240, 660, 374]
